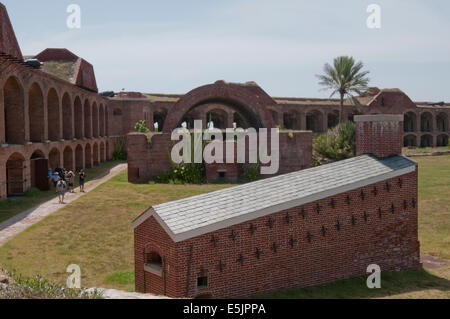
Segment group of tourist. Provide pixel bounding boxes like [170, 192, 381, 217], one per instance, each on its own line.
[47, 168, 86, 204]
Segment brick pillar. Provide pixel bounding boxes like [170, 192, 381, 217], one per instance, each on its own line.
[300, 112, 306, 131]
[355, 114, 404, 158]
[24, 90, 30, 143]
[44, 94, 49, 141]
[0, 162, 6, 199]
[58, 94, 64, 140]
[0, 88, 5, 144]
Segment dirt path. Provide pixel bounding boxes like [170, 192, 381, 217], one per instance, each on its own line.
[0, 163, 127, 247]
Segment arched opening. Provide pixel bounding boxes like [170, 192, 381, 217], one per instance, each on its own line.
[28, 83, 45, 143]
[49, 148, 60, 171]
[327, 111, 339, 129]
[153, 110, 166, 131]
[62, 93, 73, 140]
[233, 112, 249, 129]
[4, 77, 25, 144]
[75, 145, 84, 171]
[404, 112, 417, 132]
[47, 89, 60, 141]
[283, 111, 300, 130]
[206, 109, 228, 130]
[436, 113, 448, 132]
[30, 150, 46, 188]
[106, 141, 110, 160]
[92, 102, 99, 138]
[74, 96, 82, 139]
[421, 112, 433, 132]
[93, 143, 99, 166]
[145, 251, 162, 271]
[85, 144, 92, 168]
[403, 135, 417, 147]
[6, 152, 26, 196]
[99, 104, 105, 137]
[84, 100, 92, 138]
[437, 134, 449, 147]
[306, 110, 323, 133]
[63, 146, 74, 170]
[100, 142, 105, 162]
[420, 134, 433, 148]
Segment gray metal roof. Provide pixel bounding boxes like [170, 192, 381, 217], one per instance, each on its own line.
[134, 155, 416, 242]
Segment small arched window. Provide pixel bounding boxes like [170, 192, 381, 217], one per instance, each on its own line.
[144, 251, 163, 276]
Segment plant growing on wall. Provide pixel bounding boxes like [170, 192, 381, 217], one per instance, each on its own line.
[317, 56, 370, 123]
[135, 120, 149, 133]
[313, 121, 356, 166]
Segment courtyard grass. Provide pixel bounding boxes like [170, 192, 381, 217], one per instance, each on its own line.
[403, 146, 450, 156]
[0, 160, 125, 224]
[0, 156, 449, 297]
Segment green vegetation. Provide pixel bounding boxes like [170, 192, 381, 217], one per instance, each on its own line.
[112, 137, 127, 160]
[403, 146, 450, 156]
[156, 163, 206, 184]
[0, 269, 103, 299]
[134, 120, 150, 133]
[0, 160, 125, 224]
[243, 163, 260, 182]
[313, 121, 356, 166]
[317, 56, 370, 123]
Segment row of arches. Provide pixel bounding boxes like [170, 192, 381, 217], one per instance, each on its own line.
[404, 111, 449, 133]
[3, 76, 109, 145]
[404, 134, 449, 148]
[3, 141, 109, 197]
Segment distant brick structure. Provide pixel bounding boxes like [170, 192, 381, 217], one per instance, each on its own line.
[355, 114, 404, 158]
[133, 115, 420, 298]
[0, 4, 114, 199]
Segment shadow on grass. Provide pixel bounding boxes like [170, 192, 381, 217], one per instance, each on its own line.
[251, 267, 450, 299]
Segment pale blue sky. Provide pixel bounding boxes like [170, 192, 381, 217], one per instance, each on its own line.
[3, 0, 450, 101]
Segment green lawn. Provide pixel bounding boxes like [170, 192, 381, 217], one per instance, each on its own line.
[0, 156, 449, 298]
[0, 160, 125, 224]
[403, 146, 450, 156]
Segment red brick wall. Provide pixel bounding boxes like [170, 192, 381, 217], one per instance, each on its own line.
[356, 115, 404, 158]
[135, 169, 420, 298]
[127, 131, 312, 183]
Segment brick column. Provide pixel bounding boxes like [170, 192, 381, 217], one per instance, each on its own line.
[0, 88, 5, 144]
[0, 162, 6, 199]
[44, 93, 49, 141]
[24, 90, 30, 143]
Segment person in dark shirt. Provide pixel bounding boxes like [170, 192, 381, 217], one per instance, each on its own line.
[79, 169, 86, 193]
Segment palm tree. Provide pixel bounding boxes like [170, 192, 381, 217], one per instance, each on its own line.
[317, 56, 370, 123]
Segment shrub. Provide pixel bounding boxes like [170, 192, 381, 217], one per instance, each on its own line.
[113, 136, 127, 160]
[244, 163, 260, 182]
[0, 269, 103, 299]
[313, 121, 356, 166]
[135, 120, 149, 133]
[156, 163, 206, 184]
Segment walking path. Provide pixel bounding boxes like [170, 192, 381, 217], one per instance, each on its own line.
[0, 163, 127, 247]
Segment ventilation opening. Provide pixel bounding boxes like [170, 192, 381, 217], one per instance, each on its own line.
[197, 276, 208, 289]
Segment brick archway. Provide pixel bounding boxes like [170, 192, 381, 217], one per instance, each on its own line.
[63, 93, 74, 140]
[28, 83, 45, 143]
[162, 81, 274, 132]
[47, 88, 60, 141]
[4, 76, 25, 144]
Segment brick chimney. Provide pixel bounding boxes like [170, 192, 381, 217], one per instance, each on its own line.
[354, 114, 404, 158]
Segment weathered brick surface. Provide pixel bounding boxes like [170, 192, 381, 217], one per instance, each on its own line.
[135, 170, 420, 298]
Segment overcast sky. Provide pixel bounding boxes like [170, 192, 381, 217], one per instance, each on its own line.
[3, 0, 450, 101]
